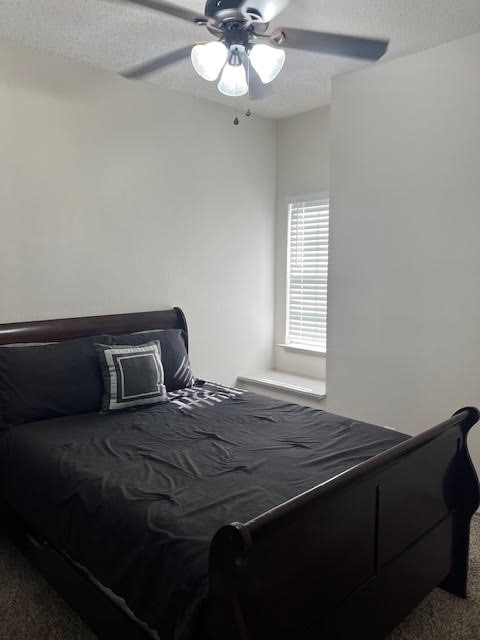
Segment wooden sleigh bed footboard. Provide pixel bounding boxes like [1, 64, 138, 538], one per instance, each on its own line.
[207, 407, 480, 640]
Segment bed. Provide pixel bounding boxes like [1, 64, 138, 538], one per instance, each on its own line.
[0, 307, 478, 640]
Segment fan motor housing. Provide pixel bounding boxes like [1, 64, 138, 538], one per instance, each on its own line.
[205, 0, 262, 21]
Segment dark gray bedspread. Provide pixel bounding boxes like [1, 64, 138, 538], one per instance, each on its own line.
[0, 383, 409, 639]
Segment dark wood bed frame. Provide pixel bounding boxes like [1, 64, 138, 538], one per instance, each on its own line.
[1, 308, 479, 640]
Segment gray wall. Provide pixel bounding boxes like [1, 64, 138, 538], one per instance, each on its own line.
[0, 37, 277, 384]
[327, 32, 480, 470]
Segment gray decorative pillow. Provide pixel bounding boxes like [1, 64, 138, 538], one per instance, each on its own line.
[110, 329, 194, 391]
[95, 341, 168, 413]
[0, 335, 112, 427]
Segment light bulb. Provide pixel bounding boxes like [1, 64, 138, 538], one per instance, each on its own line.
[218, 62, 249, 97]
[249, 44, 285, 84]
[191, 42, 228, 82]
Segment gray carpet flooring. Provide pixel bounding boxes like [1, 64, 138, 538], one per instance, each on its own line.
[1, 518, 479, 640]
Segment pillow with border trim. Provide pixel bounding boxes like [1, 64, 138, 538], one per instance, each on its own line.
[95, 341, 168, 413]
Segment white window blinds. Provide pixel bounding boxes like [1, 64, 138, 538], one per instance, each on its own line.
[286, 195, 330, 352]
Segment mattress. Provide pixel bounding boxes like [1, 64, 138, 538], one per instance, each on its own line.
[0, 382, 409, 639]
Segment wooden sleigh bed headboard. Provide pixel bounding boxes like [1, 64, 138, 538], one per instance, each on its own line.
[0, 307, 189, 351]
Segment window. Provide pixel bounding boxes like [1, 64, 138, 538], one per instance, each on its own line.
[285, 194, 330, 353]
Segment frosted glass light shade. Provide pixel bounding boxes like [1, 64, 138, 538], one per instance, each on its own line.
[191, 42, 228, 81]
[249, 44, 285, 84]
[218, 63, 249, 97]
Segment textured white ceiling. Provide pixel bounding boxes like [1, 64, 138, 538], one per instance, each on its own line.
[1, 0, 480, 118]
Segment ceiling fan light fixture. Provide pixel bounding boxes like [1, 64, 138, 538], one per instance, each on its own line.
[249, 43, 285, 84]
[218, 54, 249, 97]
[191, 41, 228, 81]
[121, 0, 389, 103]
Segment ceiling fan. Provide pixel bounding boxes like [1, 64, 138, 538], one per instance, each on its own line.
[121, 0, 389, 99]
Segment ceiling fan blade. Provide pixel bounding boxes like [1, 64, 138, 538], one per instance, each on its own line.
[241, 0, 289, 23]
[272, 27, 388, 60]
[248, 66, 273, 101]
[125, 0, 208, 24]
[121, 45, 193, 78]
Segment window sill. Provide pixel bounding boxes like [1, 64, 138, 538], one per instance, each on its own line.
[237, 369, 326, 402]
[277, 344, 326, 357]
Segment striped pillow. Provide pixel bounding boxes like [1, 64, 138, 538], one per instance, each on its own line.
[96, 341, 168, 413]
